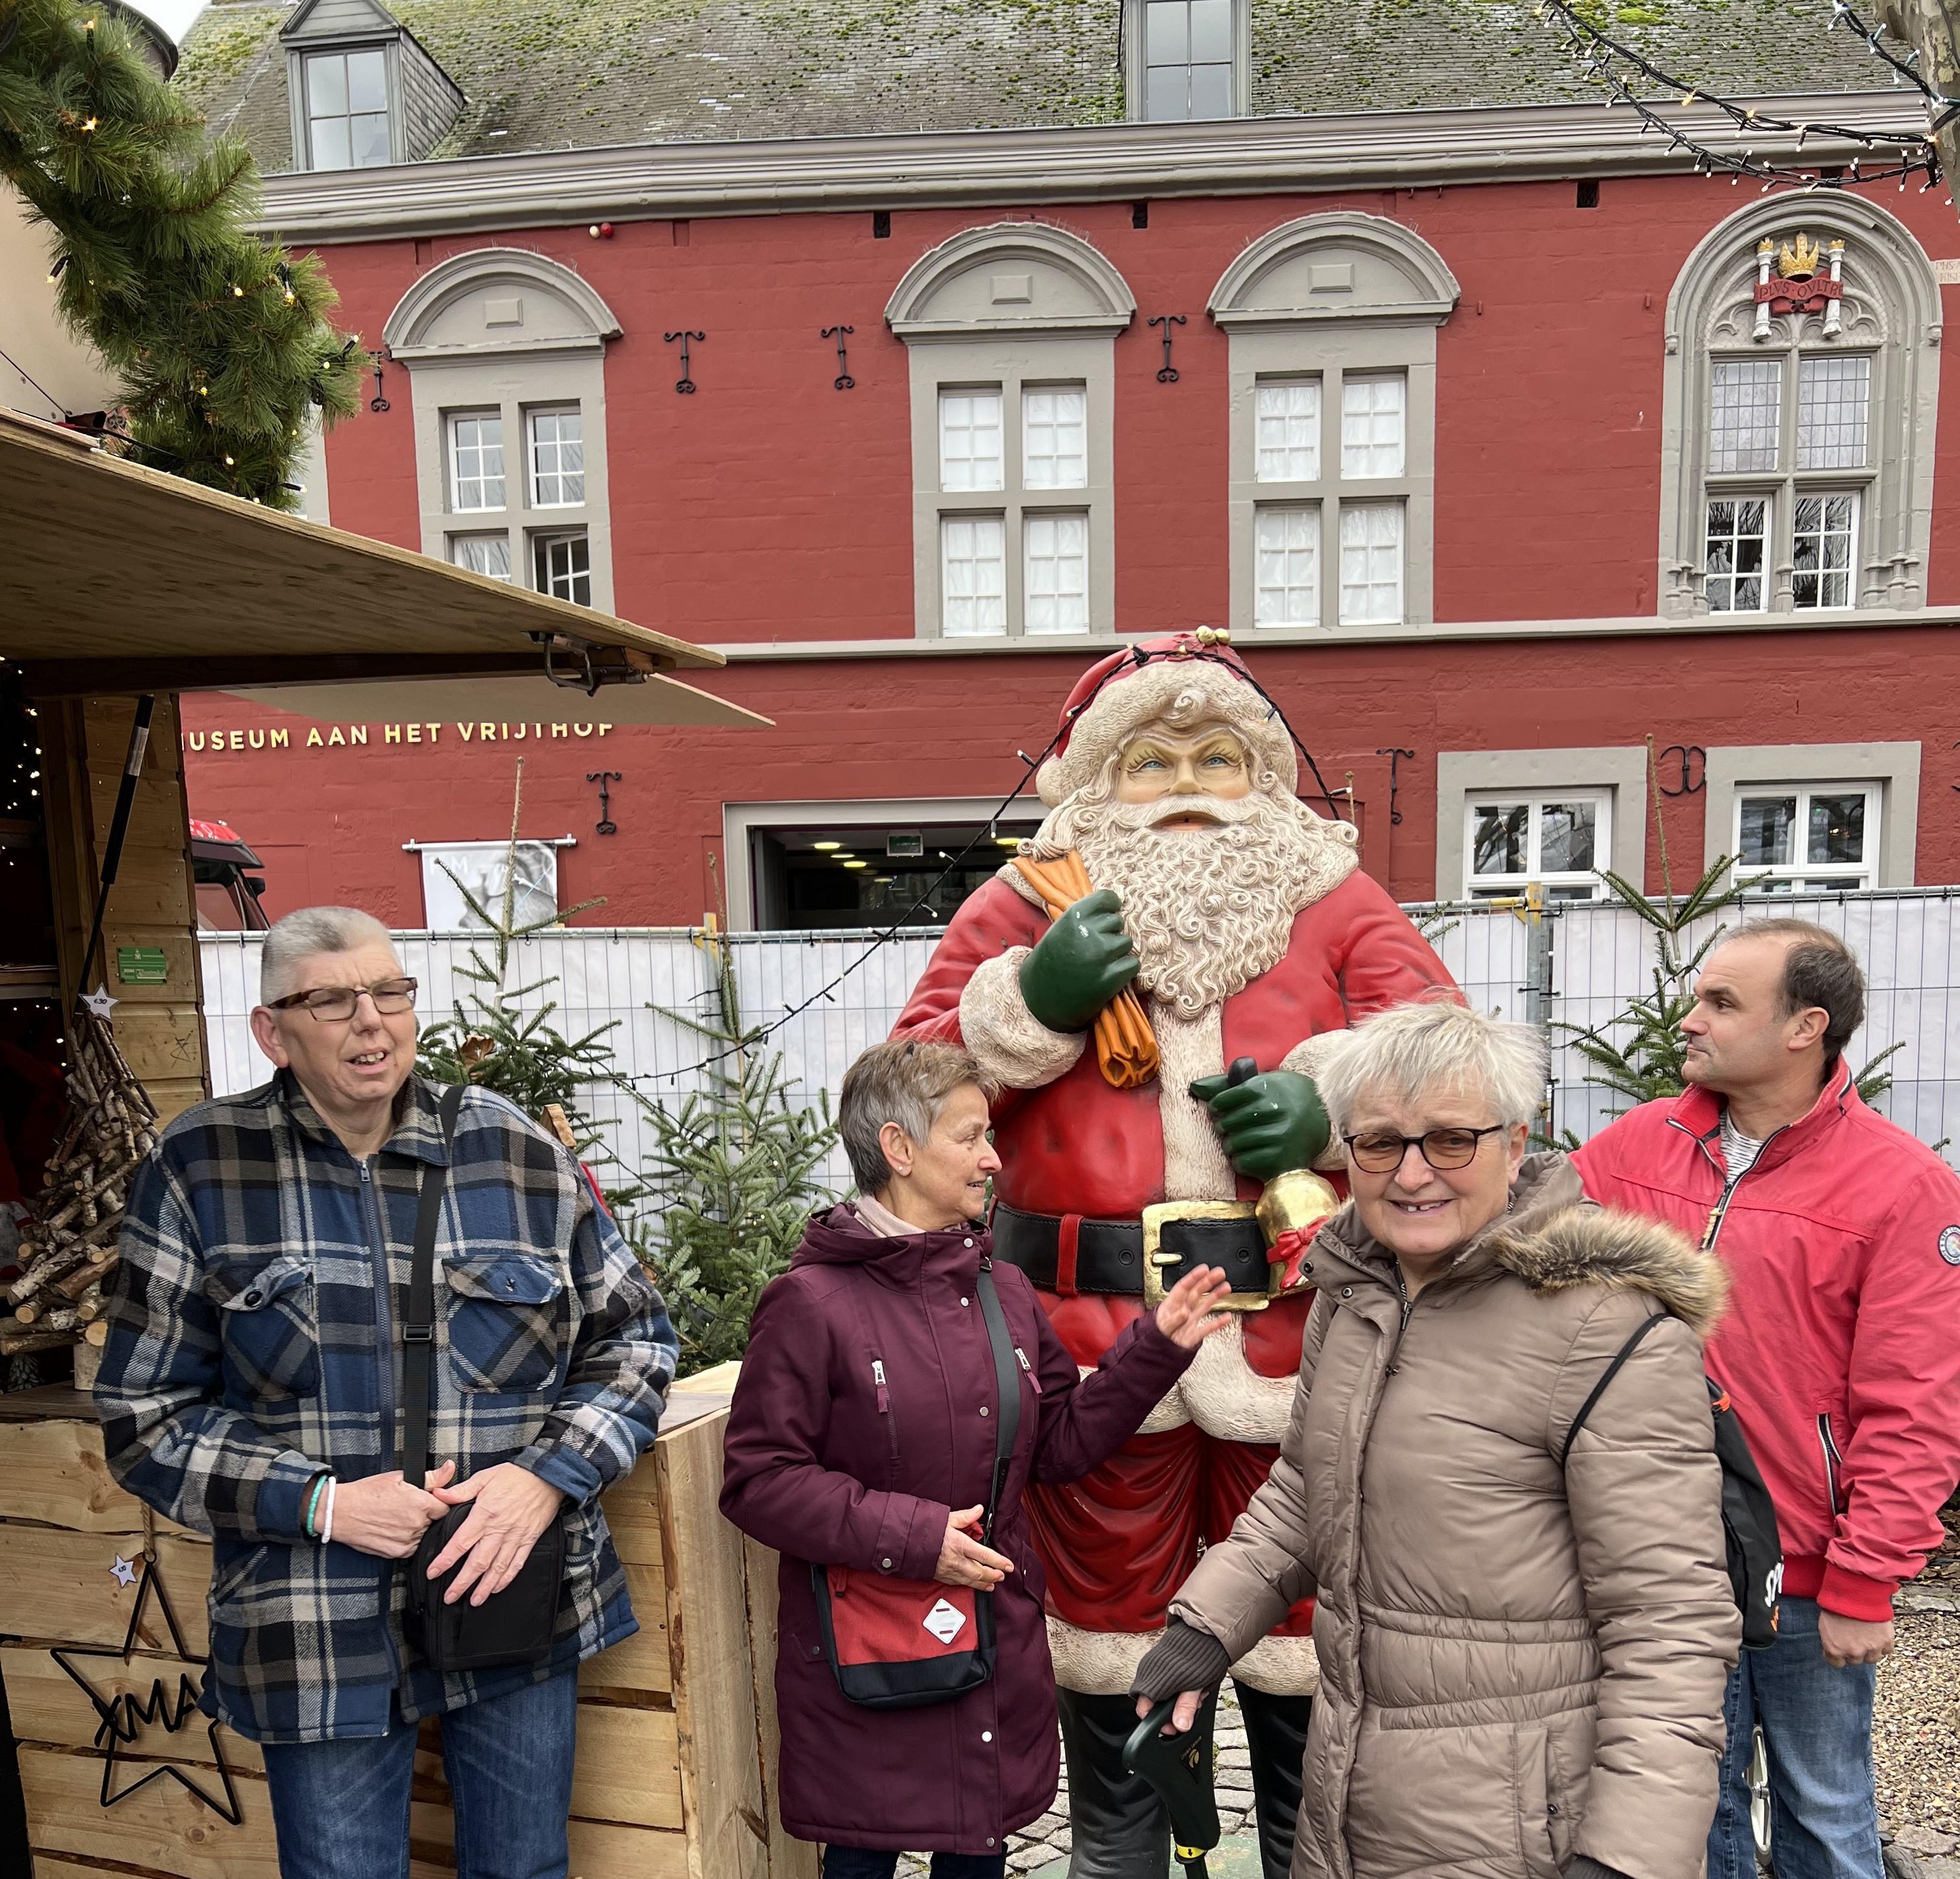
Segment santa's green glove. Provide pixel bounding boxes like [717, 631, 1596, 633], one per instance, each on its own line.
[1187, 1069, 1331, 1181]
[1019, 889, 1140, 1033]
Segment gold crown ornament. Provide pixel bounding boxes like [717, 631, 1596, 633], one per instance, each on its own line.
[1777, 233, 1824, 280]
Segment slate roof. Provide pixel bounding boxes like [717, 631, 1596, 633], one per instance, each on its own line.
[172, 0, 1909, 172]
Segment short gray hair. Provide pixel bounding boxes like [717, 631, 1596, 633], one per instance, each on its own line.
[838, 1039, 990, 1196]
[259, 906, 398, 1005]
[1313, 998, 1546, 1134]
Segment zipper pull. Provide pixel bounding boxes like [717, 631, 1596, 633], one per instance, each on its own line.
[872, 1359, 889, 1414]
[1014, 1347, 1041, 1395]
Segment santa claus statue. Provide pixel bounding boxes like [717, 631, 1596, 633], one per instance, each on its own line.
[892, 633, 1456, 1876]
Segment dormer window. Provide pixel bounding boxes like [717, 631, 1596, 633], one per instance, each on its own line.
[1128, 0, 1245, 121]
[280, 0, 462, 173]
[303, 47, 391, 170]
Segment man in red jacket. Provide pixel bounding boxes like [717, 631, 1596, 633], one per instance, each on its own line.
[894, 634, 1455, 1876]
[1572, 918, 1960, 1879]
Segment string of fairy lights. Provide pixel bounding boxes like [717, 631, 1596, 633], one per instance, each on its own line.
[1531, 0, 1952, 196]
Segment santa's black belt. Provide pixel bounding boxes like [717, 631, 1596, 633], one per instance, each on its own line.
[990, 1200, 1270, 1300]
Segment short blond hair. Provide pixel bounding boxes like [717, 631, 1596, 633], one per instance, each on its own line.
[259, 906, 397, 1005]
[839, 1040, 990, 1196]
[1313, 998, 1546, 1133]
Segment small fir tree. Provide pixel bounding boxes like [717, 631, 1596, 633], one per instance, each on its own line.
[623, 934, 838, 1377]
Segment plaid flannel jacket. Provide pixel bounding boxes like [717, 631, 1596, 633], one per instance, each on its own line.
[97, 1071, 677, 1744]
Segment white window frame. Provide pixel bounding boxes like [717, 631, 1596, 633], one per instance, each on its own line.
[1253, 502, 1320, 629]
[1125, 0, 1248, 121]
[1022, 509, 1090, 635]
[448, 533, 511, 581]
[533, 529, 592, 606]
[1790, 489, 1860, 611]
[1434, 749, 1649, 905]
[1731, 781, 1882, 894]
[1703, 491, 1772, 616]
[939, 514, 1009, 637]
[1701, 742, 1920, 890]
[447, 410, 506, 514]
[298, 44, 396, 171]
[527, 406, 586, 509]
[1462, 789, 1613, 902]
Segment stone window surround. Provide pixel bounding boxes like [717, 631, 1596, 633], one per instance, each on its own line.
[1434, 747, 1650, 904]
[1211, 213, 1457, 638]
[1701, 741, 1920, 887]
[722, 795, 1037, 929]
[1659, 194, 1941, 621]
[286, 36, 404, 171]
[1121, 0, 1252, 123]
[382, 249, 620, 615]
[888, 224, 1135, 641]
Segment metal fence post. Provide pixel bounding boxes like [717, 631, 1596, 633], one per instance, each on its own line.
[1522, 883, 1554, 1031]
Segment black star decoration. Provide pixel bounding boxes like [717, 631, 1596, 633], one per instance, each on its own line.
[51, 1553, 244, 1823]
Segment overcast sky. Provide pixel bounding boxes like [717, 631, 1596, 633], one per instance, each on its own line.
[127, 0, 207, 46]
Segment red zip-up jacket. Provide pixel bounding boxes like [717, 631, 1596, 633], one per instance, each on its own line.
[1572, 1063, 1960, 1622]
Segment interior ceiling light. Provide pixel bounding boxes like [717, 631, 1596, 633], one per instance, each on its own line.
[994, 835, 1023, 847]
[874, 875, 894, 883]
[843, 859, 869, 869]
[811, 840, 842, 852]
[832, 852, 856, 861]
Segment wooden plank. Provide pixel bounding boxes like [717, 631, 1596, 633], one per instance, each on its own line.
[671, 1360, 742, 1394]
[20, 1744, 281, 1879]
[568, 1816, 692, 1879]
[0, 1419, 162, 1532]
[568, 1703, 682, 1830]
[742, 1535, 819, 1879]
[578, 1565, 670, 1695]
[0, 1526, 212, 1654]
[656, 1405, 769, 1879]
[2, 1644, 264, 1776]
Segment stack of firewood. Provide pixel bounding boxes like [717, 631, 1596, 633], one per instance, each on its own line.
[1, 1007, 158, 1364]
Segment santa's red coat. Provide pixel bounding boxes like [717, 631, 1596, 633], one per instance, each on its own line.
[894, 865, 1457, 1377]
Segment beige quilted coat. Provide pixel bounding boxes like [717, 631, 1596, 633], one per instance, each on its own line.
[1168, 1155, 1740, 1879]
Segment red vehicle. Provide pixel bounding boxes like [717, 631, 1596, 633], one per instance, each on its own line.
[191, 820, 270, 931]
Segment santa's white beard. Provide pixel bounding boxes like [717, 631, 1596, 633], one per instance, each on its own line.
[1028, 790, 1326, 1017]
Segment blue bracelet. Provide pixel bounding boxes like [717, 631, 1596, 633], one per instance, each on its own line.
[302, 1473, 329, 1539]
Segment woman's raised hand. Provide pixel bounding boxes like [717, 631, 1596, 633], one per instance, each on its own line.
[1153, 1264, 1236, 1350]
[935, 1506, 1015, 1589]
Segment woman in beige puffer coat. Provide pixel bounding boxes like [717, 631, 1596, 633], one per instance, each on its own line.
[1134, 1001, 1740, 1879]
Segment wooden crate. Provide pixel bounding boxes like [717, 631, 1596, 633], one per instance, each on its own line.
[0, 1385, 815, 1879]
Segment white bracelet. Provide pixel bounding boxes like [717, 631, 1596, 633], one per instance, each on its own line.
[319, 1476, 336, 1548]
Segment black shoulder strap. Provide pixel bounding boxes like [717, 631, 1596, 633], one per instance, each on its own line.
[398, 1084, 467, 1479]
[1559, 1311, 1668, 1469]
[974, 1265, 1022, 1545]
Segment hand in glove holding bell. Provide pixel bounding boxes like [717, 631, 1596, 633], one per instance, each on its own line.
[1188, 1062, 1332, 1182]
[1018, 887, 1140, 1033]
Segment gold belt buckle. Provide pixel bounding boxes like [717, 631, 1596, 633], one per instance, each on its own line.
[1141, 1200, 1272, 1313]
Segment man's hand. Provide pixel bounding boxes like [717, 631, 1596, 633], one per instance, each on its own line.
[1188, 1069, 1331, 1181]
[1019, 889, 1140, 1033]
[1153, 1264, 1235, 1350]
[331, 1461, 454, 1560]
[1134, 1690, 1207, 1736]
[1819, 1609, 1895, 1667]
[935, 1505, 1014, 1590]
[426, 1463, 567, 1607]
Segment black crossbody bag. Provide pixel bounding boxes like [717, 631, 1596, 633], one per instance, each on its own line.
[402, 1084, 566, 1674]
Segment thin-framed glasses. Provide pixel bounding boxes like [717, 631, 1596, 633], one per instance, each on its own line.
[267, 977, 419, 1021]
[1342, 1124, 1508, 1174]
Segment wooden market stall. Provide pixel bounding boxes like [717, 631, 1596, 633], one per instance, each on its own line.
[0, 410, 806, 1878]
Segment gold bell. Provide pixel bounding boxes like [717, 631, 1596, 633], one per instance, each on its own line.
[1193, 624, 1233, 648]
[1255, 1167, 1342, 1246]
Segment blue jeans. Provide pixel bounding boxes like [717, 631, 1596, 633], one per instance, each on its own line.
[260, 1668, 579, 1879]
[1706, 1597, 1882, 1879]
[823, 1849, 1007, 1878]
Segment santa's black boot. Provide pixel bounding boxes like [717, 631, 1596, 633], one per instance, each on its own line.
[1056, 1686, 1174, 1878]
[1234, 1682, 1312, 1879]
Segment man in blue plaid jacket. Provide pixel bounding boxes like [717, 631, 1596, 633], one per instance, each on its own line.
[97, 905, 679, 1879]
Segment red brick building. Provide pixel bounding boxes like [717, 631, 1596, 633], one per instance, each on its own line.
[168, 0, 1960, 929]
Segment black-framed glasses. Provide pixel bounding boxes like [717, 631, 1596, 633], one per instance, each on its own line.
[268, 977, 418, 1021]
[1342, 1124, 1508, 1174]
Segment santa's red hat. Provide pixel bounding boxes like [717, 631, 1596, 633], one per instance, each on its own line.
[1035, 631, 1298, 808]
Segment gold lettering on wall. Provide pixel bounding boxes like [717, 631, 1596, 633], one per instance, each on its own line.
[183, 723, 612, 755]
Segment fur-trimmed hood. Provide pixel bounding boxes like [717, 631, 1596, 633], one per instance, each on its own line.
[1314, 1150, 1727, 1338]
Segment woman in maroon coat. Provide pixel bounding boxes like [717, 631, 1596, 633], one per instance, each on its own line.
[721, 1039, 1233, 1878]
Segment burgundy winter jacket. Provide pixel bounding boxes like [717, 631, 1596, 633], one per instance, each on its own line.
[720, 1203, 1195, 1854]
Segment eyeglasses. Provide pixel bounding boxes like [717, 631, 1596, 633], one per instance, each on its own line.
[268, 977, 419, 1021]
[1342, 1124, 1508, 1174]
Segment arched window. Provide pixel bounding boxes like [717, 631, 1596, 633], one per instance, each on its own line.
[383, 249, 622, 610]
[887, 223, 1136, 640]
[1208, 213, 1459, 635]
[1659, 197, 1940, 619]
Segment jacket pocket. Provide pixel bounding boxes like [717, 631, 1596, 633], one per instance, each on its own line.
[1817, 1412, 1848, 1518]
[208, 1541, 271, 1607]
[1513, 1726, 1563, 1879]
[443, 1252, 566, 1394]
[869, 1355, 900, 1486]
[205, 1253, 320, 1398]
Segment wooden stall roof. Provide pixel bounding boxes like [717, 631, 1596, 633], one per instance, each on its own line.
[0, 413, 756, 720]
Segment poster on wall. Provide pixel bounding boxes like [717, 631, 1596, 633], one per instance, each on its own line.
[417, 841, 563, 931]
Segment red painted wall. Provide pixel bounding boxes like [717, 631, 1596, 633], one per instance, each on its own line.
[183, 170, 1960, 920]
